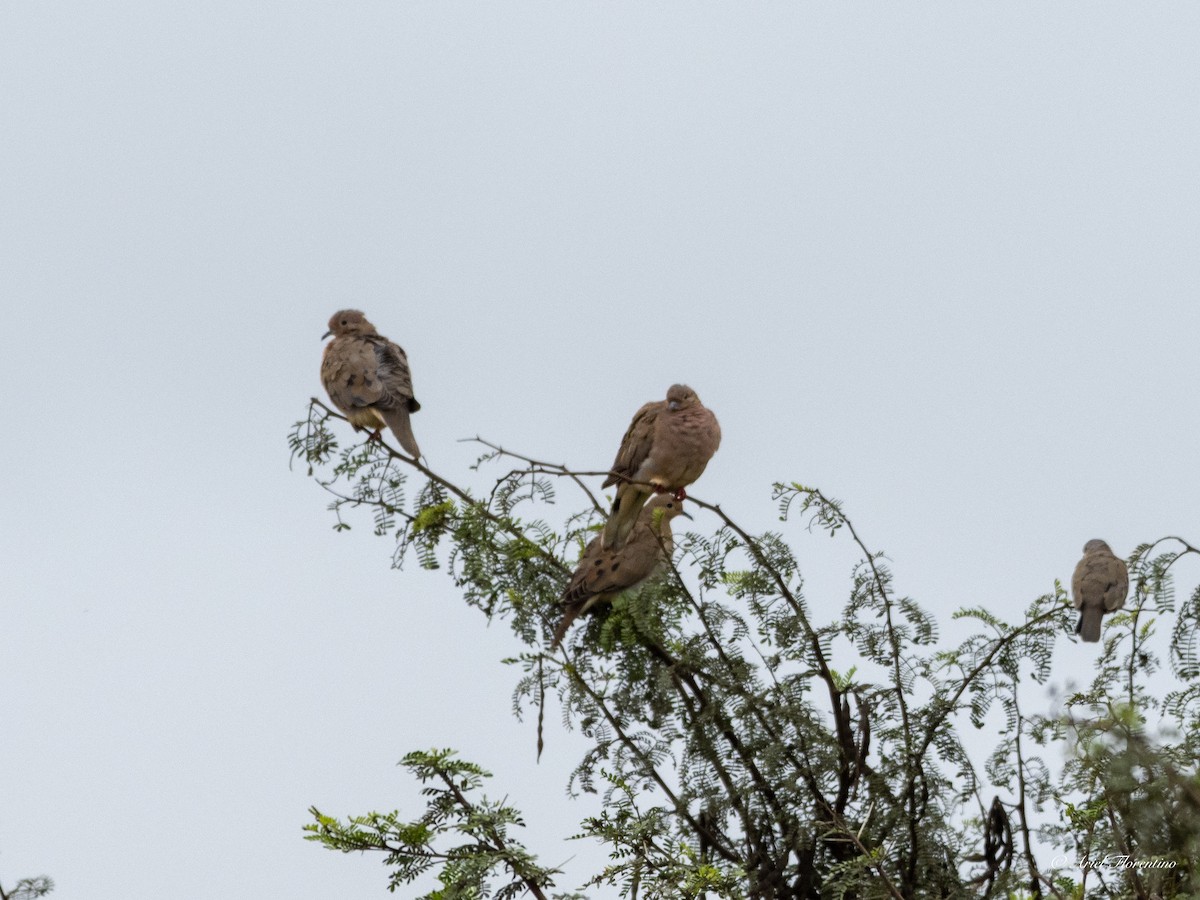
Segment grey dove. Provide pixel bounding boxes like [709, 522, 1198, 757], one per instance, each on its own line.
[602, 384, 720, 550]
[321, 309, 422, 458]
[553, 494, 690, 646]
[1072, 539, 1129, 642]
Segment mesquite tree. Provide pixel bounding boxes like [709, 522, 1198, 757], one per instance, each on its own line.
[291, 399, 1200, 899]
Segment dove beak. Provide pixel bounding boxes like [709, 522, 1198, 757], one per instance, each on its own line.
[321, 330, 333, 340]
[668, 400, 680, 411]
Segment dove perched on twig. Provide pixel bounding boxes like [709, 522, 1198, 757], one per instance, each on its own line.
[1072, 539, 1129, 642]
[553, 494, 691, 646]
[601, 384, 719, 550]
[320, 309, 422, 458]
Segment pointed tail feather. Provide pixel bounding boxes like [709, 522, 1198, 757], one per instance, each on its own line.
[602, 485, 650, 550]
[381, 408, 421, 459]
[552, 606, 580, 647]
[1077, 607, 1102, 642]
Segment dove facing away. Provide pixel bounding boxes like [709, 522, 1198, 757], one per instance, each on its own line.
[601, 384, 720, 550]
[321, 309, 421, 458]
[553, 494, 690, 646]
[1072, 539, 1129, 642]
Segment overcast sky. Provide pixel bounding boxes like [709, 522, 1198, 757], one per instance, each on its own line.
[2, 4, 1198, 897]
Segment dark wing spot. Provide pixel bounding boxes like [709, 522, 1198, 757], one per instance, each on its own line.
[611, 563, 621, 572]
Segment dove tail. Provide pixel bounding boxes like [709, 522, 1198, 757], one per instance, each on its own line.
[382, 408, 421, 459]
[602, 485, 650, 550]
[1077, 608, 1102, 643]
[552, 606, 581, 647]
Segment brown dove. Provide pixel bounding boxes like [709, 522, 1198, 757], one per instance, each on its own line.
[1072, 539, 1129, 642]
[601, 384, 720, 550]
[321, 309, 422, 458]
[553, 494, 691, 646]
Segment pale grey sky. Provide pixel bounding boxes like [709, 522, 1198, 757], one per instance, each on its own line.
[2, 4, 1198, 897]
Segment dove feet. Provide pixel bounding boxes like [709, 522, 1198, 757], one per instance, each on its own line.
[650, 485, 688, 502]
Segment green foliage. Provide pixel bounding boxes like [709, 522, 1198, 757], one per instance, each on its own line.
[305, 750, 559, 899]
[0, 874, 54, 900]
[575, 772, 748, 899]
[291, 400, 1200, 899]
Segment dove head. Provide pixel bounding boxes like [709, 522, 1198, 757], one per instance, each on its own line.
[642, 493, 693, 525]
[666, 384, 699, 412]
[323, 309, 377, 339]
[1083, 539, 1113, 555]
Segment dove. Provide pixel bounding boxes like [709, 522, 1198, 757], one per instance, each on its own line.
[1072, 539, 1129, 642]
[553, 493, 691, 646]
[320, 309, 422, 458]
[601, 384, 720, 550]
